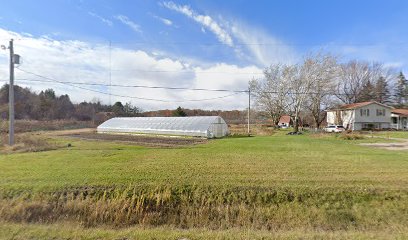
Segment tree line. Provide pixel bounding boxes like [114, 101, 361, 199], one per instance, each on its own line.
[0, 85, 247, 123]
[0, 85, 142, 122]
[250, 54, 408, 131]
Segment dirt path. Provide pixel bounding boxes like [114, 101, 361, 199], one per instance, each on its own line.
[59, 131, 208, 148]
[43, 128, 96, 136]
[359, 137, 408, 151]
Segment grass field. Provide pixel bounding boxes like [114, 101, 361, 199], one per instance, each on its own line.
[0, 130, 407, 239]
[367, 130, 408, 139]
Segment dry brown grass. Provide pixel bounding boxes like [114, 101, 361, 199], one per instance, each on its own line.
[229, 124, 276, 136]
[0, 119, 95, 134]
[0, 186, 407, 231]
[0, 133, 61, 153]
[338, 132, 365, 140]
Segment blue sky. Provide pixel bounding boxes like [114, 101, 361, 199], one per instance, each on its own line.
[0, 0, 407, 109]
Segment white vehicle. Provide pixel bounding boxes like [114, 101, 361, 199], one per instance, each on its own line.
[324, 125, 345, 133]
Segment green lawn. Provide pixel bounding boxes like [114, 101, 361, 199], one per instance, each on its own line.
[0, 132, 407, 239]
[367, 130, 408, 139]
[1, 222, 407, 240]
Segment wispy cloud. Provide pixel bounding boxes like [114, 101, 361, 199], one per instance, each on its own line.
[114, 15, 142, 33]
[162, 1, 233, 47]
[153, 15, 173, 26]
[88, 12, 113, 27]
[228, 21, 297, 66]
[161, 1, 296, 67]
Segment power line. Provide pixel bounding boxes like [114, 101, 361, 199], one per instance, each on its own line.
[15, 68, 248, 93]
[14, 78, 247, 93]
[21, 65, 263, 75]
[10, 68, 363, 97]
[12, 77, 352, 96]
[107, 40, 408, 47]
[14, 68, 244, 102]
[108, 69, 264, 75]
[8, 37, 408, 47]
[6, 76, 352, 97]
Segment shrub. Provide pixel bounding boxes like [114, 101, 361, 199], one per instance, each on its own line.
[339, 133, 365, 140]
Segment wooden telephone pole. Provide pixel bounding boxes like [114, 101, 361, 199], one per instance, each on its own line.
[8, 39, 15, 145]
[2, 39, 18, 145]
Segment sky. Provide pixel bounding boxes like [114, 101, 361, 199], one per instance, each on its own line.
[0, 0, 407, 110]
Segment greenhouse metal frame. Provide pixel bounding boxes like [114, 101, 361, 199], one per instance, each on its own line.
[97, 116, 229, 138]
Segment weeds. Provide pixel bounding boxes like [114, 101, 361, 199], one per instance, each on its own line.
[0, 119, 95, 134]
[0, 186, 406, 231]
[338, 133, 365, 140]
[0, 134, 61, 153]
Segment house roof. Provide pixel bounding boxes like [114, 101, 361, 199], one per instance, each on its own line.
[278, 115, 291, 124]
[392, 109, 408, 116]
[329, 101, 393, 111]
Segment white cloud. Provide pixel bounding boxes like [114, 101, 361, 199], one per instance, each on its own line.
[0, 28, 261, 110]
[153, 15, 173, 26]
[88, 12, 113, 27]
[114, 15, 142, 33]
[162, 1, 233, 47]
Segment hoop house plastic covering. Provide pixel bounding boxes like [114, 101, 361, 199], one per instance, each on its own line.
[97, 116, 229, 138]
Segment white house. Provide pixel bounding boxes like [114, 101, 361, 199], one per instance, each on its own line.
[326, 101, 393, 130]
[391, 109, 408, 130]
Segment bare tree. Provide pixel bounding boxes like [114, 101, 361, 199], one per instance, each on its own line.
[250, 65, 290, 126]
[302, 53, 338, 129]
[335, 61, 388, 104]
[286, 64, 313, 132]
[253, 61, 315, 132]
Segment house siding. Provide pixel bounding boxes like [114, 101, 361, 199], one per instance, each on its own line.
[327, 102, 392, 130]
[326, 110, 354, 128]
[326, 111, 336, 125]
[354, 104, 391, 123]
[341, 110, 354, 129]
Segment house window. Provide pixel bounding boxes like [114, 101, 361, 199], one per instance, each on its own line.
[376, 109, 386, 116]
[363, 123, 380, 130]
[360, 109, 370, 116]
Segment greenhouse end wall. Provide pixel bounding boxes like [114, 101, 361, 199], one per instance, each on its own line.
[97, 116, 229, 138]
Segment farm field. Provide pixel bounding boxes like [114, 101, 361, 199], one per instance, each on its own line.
[0, 130, 407, 239]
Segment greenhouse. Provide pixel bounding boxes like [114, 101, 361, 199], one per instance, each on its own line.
[97, 116, 230, 138]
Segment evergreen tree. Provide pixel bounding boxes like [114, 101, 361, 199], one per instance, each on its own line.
[395, 72, 408, 106]
[173, 106, 187, 117]
[358, 80, 375, 102]
[112, 101, 125, 116]
[55, 94, 75, 119]
[374, 76, 391, 104]
[39, 89, 57, 119]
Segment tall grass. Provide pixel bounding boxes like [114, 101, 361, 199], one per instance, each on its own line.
[1, 134, 61, 153]
[0, 119, 95, 134]
[0, 185, 407, 231]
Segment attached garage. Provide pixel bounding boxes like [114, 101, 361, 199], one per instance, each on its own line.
[97, 116, 229, 138]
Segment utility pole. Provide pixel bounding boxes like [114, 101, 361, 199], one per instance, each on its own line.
[247, 87, 251, 136]
[109, 40, 112, 106]
[8, 39, 15, 145]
